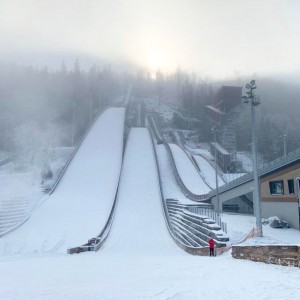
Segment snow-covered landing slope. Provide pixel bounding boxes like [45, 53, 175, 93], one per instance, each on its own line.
[156, 144, 196, 204]
[0, 108, 125, 256]
[101, 128, 183, 256]
[169, 143, 211, 195]
[193, 155, 225, 189]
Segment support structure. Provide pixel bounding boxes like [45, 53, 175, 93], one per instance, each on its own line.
[212, 127, 220, 213]
[242, 80, 263, 237]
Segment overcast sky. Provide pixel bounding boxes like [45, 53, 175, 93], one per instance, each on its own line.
[1, 0, 300, 78]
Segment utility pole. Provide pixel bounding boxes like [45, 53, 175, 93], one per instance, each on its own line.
[212, 126, 220, 213]
[242, 80, 262, 237]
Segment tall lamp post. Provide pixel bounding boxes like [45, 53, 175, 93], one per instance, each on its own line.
[212, 126, 220, 213]
[242, 80, 263, 237]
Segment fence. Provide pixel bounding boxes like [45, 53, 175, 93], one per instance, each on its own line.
[210, 148, 300, 197]
[185, 206, 227, 233]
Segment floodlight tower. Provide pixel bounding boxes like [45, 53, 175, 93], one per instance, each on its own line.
[242, 80, 263, 237]
[212, 126, 220, 213]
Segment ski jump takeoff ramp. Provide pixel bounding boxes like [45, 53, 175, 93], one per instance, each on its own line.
[0, 108, 125, 256]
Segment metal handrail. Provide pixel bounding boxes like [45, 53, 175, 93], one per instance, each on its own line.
[209, 148, 300, 197]
[148, 116, 210, 201]
[148, 123, 228, 252]
[67, 88, 131, 254]
[147, 126, 194, 247]
[171, 130, 213, 190]
[164, 142, 210, 201]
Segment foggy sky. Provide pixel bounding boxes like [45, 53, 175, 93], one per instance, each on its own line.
[1, 0, 300, 78]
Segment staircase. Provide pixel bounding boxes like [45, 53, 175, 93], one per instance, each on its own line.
[220, 114, 236, 154]
[166, 199, 229, 248]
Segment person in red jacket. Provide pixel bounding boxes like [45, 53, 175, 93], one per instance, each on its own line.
[208, 238, 215, 257]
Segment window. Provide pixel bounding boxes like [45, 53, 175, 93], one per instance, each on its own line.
[269, 180, 284, 195]
[288, 179, 295, 194]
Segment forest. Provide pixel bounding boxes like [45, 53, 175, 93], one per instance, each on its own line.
[1, 63, 299, 172]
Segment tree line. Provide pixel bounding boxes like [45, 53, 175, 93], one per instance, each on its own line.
[0, 61, 128, 170]
[133, 68, 300, 162]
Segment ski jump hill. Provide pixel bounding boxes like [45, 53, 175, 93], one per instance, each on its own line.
[100, 127, 183, 256]
[0, 108, 125, 255]
[0, 106, 224, 257]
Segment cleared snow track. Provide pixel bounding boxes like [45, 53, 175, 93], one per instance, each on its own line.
[0, 108, 125, 255]
[100, 128, 183, 256]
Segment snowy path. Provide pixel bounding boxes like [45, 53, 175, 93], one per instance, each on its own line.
[169, 143, 211, 195]
[0, 108, 125, 255]
[101, 128, 183, 256]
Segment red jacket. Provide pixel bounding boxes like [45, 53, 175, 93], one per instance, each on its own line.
[209, 238, 215, 249]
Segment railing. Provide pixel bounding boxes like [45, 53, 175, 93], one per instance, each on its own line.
[67, 88, 131, 254]
[147, 116, 210, 201]
[67, 169, 122, 254]
[163, 142, 210, 201]
[0, 193, 48, 237]
[209, 147, 300, 197]
[185, 206, 227, 233]
[147, 126, 181, 241]
[197, 153, 228, 184]
[149, 124, 230, 253]
[147, 116, 163, 144]
[171, 130, 214, 190]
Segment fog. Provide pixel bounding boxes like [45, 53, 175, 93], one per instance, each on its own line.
[1, 0, 300, 78]
[1, 0, 300, 178]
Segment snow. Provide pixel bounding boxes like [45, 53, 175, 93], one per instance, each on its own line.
[100, 128, 182, 256]
[0, 108, 125, 254]
[193, 154, 225, 188]
[1, 111, 300, 299]
[222, 213, 300, 246]
[156, 144, 196, 204]
[169, 143, 211, 195]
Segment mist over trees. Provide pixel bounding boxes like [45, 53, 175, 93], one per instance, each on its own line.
[1, 62, 299, 174]
[0, 62, 127, 171]
[133, 69, 300, 162]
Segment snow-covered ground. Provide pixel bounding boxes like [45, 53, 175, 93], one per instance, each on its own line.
[0, 108, 125, 255]
[222, 213, 300, 246]
[1, 110, 300, 299]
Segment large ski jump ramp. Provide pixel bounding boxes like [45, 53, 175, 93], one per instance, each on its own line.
[0, 108, 125, 255]
[100, 128, 183, 256]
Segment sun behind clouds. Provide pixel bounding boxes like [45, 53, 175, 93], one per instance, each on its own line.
[147, 51, 163, 71]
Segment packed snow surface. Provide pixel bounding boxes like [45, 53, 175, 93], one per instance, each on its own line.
[169, 143, 211, 195]
[100, 128, 182, 256]
[193, 154, 225, 188]
[0, 108, 125, 255]
[156, 144, 196, 204]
